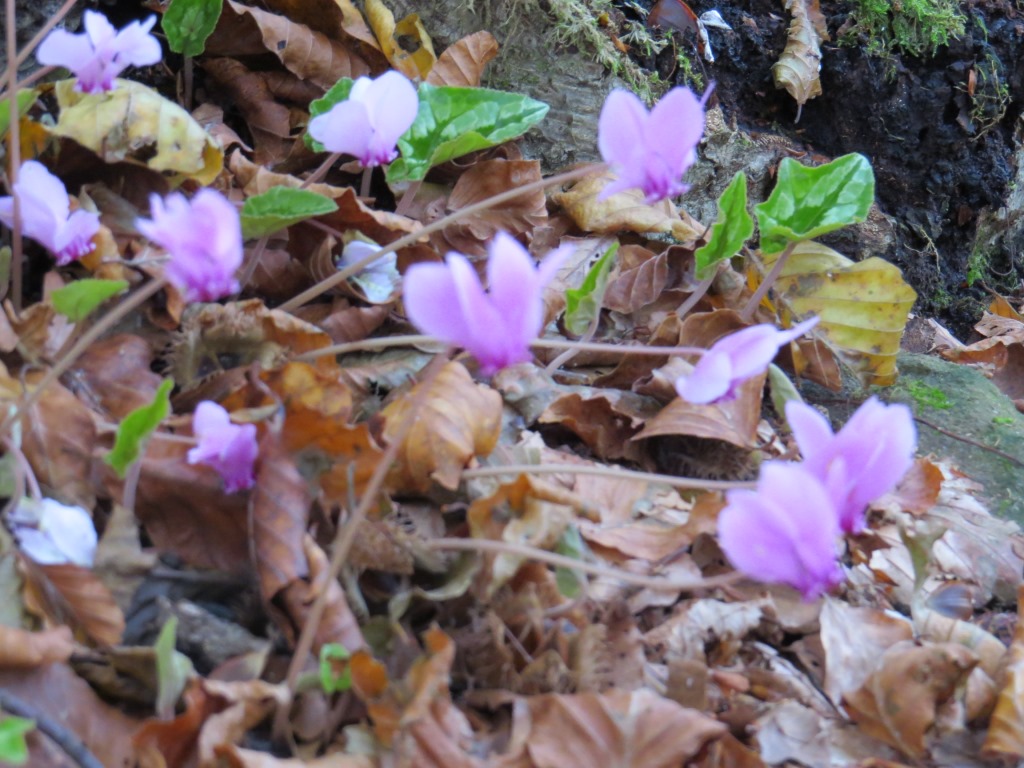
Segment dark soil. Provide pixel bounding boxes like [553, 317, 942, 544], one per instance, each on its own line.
[628, 0, 1024, 339]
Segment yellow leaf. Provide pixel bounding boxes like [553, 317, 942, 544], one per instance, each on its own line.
[50, 79, 223, 185]
[365, 0, 437, 80]
[759, 241, 916, 386]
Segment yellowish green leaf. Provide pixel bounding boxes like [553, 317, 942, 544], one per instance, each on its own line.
[50, 79, 223, 185]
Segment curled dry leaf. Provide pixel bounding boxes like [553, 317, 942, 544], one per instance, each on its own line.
[217, 0, 371, 88]
[21, 560, 125, 646]
[539, 388, 659, 462]
[0, 625, 74, 669]
[519, 688, 726, 768]
[843, 640, 978, 759]
[50, 79, 223, 185]
[365, 0, 437, 80]
[552, 170, 703, 242]
[0, 366, 96, 509]
[982, 585, 1024, 759]
[427, 30, 500, 87]
[380, 361, 502, 493]
[259, 0, 388, 70]
[773, 0, 828, 120]
[433, 159, 547, 256]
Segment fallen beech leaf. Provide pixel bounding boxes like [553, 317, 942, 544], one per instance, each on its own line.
[380, 361, 501, 493]
[539, 388, 658, 462]
[0, 367, 96, 509]
[365, 0, 437, 80]
[773, 0, 828, 120]
[603, 244, 671, 315]
[67, 333, 163, 419]
[434, 159, 546, 256]
[22, 560, 125, 646]
[521, 689, 726, 768]
[427, 31, 500, 87]
[259, 0, 387, 70]
[843, 640, 977, 759]
[0, 625, 73, 668]
[912, 602, 1006, 680]
[553, 170, 703, 242]
[216, 0, 370, 88]
[50, 79, 223, 185]
[759, 241, 916, 387]
[0, 663, 140, 767]
[983, 586, 1024, 759]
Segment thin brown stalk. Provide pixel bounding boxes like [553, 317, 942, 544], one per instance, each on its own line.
[740, 240, 797, 322]
[301, 152, 341, 189]
[462, 464, 754, 491]
[6, 0, 23, 312]
[423, 537, 741, 592]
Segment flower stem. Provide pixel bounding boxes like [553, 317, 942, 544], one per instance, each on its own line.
[675, 268, 717, 319]
[301, 152, 341, 189]
[740, 240, 797, 322]
[5, 0, 23, 312]
[422, 537, 741, 592]
[280, 164, 606, 313]
[278, 350, 453, 731]
[359, 166, 372, 200]
[0, 277, 167, 438]
[394, 179, 421, 218]
[461, 464, 753, 491]
[295, 333, 711, 362]
[236, 233, 270, 291]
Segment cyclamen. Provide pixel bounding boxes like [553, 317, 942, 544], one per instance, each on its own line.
[187, 402, 259, 493]
[403, 232, 569, 375]
[0, 161, 100, 265]
[37, 10, 161, 94]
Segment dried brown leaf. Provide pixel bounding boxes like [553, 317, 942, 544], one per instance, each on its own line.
[67, 333, 162, 420]
[982, 586, 1024, 759]
[260, 0, 388, 69]
[381, 361, 502, 493]
[773, 0, 828, 118]
[427, 31, 499, 87]
[603, 245, 670, 314]
[0, 625, 73, 669]
[539, 389, 659, 462]
[843, 640, 977, 759]
[22, 560, 124, 646]
[520, 689, 725, 768]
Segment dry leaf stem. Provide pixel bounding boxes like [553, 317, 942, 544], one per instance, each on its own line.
[423, 537, 742, 592]
[462, 464, 754, 491]
[740, 240, 798, 321]
[280, 164, 606, 312]
[5, 0, 22, 311]
[276, 349, 453, 738]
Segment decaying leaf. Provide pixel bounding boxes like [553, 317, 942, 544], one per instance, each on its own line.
[365, 0, 437, 80]
[773, 0, 829, 121]
[427, 31, 499, 87]
[759, 241, 916, 386]
[380, 361, 502, 493]
[21, 560, 125, 646]
[50, 79, 223, 185]
[0, 625, 73, 669]
[983, 586, 1024, 759]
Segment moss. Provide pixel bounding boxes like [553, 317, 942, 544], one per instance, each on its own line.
[905, 379, 952, 410]
[843, 0, 965, 67]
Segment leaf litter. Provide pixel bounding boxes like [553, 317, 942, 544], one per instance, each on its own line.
[0, 0, 1021, 766]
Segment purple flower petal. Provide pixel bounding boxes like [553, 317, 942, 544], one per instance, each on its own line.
[718, 462, 844, 600]
[0, 161, 100, 264]
[597, 86, 705, 204]
[188, 401, 258, 493]
[137, 189, 243, 303]
[37, 10, 161, 94]
[308, 71, 419, 168]
[404, 234, 563, 375]
[10, 498, 97, 566]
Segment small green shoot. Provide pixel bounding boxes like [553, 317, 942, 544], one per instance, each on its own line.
[0, 717, 34, 765]
[155, 616, 194, 720]
[564, 242, 618, 336]
[51, 279, 129, 322]
[105, 379, 173, 477]
[319, 643, 352, 694]
[554, 526, 587, 598]
[695, 172, 753, 279]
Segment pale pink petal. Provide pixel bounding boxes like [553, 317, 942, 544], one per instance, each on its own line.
[309, 101, 375, 157]
[83, 10, 117, 47]
[10, 498, 97, 567]
[188, 402, 258, 493]
[362, 70, 419, 160]
[17, 161, 71, 220]
[36, 29, 97, 75]
[111, 16, 162, 65]
[403, 261, 479, 346]
[716, 325, 788, 380]
[448, 253, 510, 370]
[486, 233, 544, 346]
[785, 401, 835, 463]
[52, 210, 101, 265]
[675, 349, 733, 404]
[718, 462, 843, 600]
[646, 86, 703, 175]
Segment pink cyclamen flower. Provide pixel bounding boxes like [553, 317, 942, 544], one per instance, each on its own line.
[786, 397, 917, 534]
[0, 160, 100, 265]
[718, 462, 845, 601]
[187, 402, 258, 493]
[37, 10, 161, 94]
[675, 316, 820, 405]
[404, 232, 569, 375]
[598, 86, 706, 203]
[136, 189, 244, 302]
[9, 498, 97, 567]
[308, 71, 419, 167]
